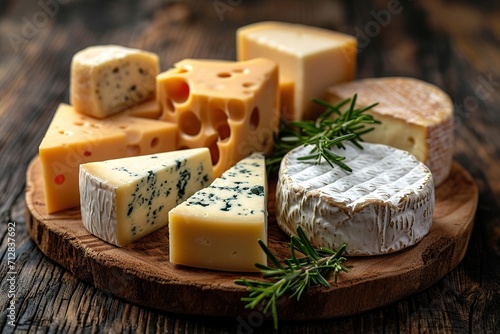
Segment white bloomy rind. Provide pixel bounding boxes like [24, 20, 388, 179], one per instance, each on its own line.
[276, 142, 435, 256]
[79, 169, 119, 245]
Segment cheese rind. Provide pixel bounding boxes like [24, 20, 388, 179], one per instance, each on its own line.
[70, 45, 159, 118]
[157, 58, 279, 178]
[79, 149, 213, 247]
[237, 21, 357, 121]
[327, 77, 454, 186]
[168, 152, 267, 272]
[276, 142, 435, 256]
[39, 103, 177, 213]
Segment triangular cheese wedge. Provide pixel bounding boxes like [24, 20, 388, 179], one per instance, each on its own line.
[168, 152, 267, 272]
[327, 77, 454, 186]
[79, 148, 213, 247]
[39, 103, 178, 213]
[156, 58, 279, 178]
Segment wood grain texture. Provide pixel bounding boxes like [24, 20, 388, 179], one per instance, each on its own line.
[25, 156, 478, 320]
[1, 0, 500, 333]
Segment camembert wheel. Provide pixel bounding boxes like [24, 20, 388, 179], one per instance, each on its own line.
[276, 142, 435, 256]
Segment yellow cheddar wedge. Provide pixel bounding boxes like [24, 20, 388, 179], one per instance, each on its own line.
[39, 103, 178, 213]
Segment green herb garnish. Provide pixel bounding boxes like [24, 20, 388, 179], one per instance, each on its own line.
[235, 226, 349, 330]
[266, 94, 380, 175]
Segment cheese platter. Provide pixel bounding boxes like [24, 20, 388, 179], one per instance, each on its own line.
[25, 20, 479, 323]
[26, 158, 477, 320]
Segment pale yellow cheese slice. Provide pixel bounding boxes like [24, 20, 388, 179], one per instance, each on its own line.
[327, 77, 454, 186]
[169, 152, 267, 272]
[237, 21, 357, 121]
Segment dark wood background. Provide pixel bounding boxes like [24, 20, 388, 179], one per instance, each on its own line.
[1, 0, 499, 333]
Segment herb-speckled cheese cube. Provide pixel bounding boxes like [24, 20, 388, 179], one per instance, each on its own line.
[71, 45, 159, 118]
[168, 152, 267, 272]
[79, 148, 213, 247]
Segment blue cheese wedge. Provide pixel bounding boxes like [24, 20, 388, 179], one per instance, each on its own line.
[276, 142, 435, 256]
[79, 148, 213, 247]
[168, 152, 267, 272]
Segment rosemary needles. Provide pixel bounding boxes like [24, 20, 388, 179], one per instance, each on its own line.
[235, 226, 349, 330]
[266, 94, 380, 175]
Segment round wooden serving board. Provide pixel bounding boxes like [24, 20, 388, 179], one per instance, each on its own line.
[25, 157, 478, 320]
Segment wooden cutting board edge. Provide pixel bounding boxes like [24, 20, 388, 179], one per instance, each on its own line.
[24, 156, 478, 320]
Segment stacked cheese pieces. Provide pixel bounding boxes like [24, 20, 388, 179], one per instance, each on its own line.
[38, 20, 455, 272]
[39, 46, 281, 213]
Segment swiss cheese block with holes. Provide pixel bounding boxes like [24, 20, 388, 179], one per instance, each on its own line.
[39, 103, 178, 213]
[237, 21, 357, 121]
[276, 142, 435, 256]
[169, 152, 267, 272]
[156, 58, 279, 178]
[327, 77, 454, 186]
[80, 148, 213, 247]
[70, 45, 159, 118]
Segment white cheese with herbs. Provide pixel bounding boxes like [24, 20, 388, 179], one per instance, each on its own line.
[276, 142, 435, 256]
[168, 152, 267, 272]
[79, 148, 213, 247]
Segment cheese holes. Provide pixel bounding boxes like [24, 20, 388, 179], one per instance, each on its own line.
[125, 129, 141, 143]
[210, 108, 231, 142]
[58, 130, 74, 135]
[250, 107, 259, 130]
[206, 136, 220, 165]
[227, 99, 245, 121]
[242, 82, 255, 88]
[408, 136, 415, 147]
[165, 98, 175, 112]
[150, 137, 159, 148]
[179, 111, 201, 136]
[232, 68, 249, 74]
[126, 144, 140, 156]
[74, 121, 99, 129]
[164, 78, 190, 104]
[217, 72, 231, 78]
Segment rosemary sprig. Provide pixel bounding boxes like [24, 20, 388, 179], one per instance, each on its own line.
[235, 226, 349, 330]
[266, 94, 380, 175]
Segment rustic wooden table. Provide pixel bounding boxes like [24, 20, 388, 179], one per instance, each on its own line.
[1, 0, 499, 333]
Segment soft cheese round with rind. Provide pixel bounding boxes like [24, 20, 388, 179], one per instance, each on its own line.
[276, 142, 435, 256]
